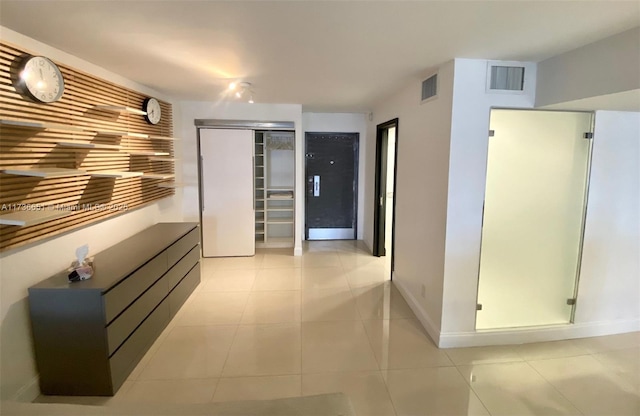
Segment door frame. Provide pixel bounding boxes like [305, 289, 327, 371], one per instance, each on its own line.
[373, 119, 399, 273]
[304, 132, 359, 240]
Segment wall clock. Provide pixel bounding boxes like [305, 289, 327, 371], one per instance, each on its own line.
[143, 98, 161, 125]
[14, 55, 65, 103]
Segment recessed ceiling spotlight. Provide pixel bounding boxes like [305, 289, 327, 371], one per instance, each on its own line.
[228, 82, 237, 90]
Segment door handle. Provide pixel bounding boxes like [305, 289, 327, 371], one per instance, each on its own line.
[314, 175, 320, 197]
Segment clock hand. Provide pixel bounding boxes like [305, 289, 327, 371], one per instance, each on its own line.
[39, 68, 44, 80]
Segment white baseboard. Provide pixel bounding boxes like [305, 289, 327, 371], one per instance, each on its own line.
[13, 376, 39, 402]
[439, 318, 640, 348]
[293, 246, 302, 256]
[392, 276, 441, 346]
[392, 273, 639, 348]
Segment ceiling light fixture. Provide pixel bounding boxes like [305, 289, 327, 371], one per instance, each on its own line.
[232, 82, 255, 103]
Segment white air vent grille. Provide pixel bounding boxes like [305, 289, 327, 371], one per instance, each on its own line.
[489, 66, 524, 91]
[421, 74, 438, 101]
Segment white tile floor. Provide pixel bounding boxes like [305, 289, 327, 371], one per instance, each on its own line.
[36, 241, 640, 415]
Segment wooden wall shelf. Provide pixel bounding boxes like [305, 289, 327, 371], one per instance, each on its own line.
[2, 168, 88, 178]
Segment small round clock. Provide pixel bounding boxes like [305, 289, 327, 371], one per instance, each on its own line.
[143, 98, 162, 125]
[15, 55, 65, 103]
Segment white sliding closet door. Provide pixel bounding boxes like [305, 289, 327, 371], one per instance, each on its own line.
[200, 129, 255, 257]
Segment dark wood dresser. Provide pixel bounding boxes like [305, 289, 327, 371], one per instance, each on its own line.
[28, 222, 201, 396]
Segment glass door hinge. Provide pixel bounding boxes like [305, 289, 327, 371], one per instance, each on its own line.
[583, 132, 593, 139]
[488, 130, 495, 137]
[566, 298, 576, 305]
[476, 304, 483, 311]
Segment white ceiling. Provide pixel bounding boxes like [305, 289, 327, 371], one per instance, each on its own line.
[1, 1, 638, 112]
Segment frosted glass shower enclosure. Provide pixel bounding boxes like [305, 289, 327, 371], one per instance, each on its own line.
[475, 109, 593, 330]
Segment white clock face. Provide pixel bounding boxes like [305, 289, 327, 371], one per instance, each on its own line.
[144, 98, 162, 125]
[20, 56, 64, 103]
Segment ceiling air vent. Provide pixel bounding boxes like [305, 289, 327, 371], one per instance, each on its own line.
[489, 65, 525, 91]
[421, 74, 437, 101]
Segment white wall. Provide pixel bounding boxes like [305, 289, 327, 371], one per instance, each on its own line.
[176, 101, 303, 255]
[365, 62, 455, 343]
[302, 113, 368, 240]
[0, 27, 182, 401]
[440, 58, 536, 339]
[536, 27, 640, 108]
[575, 111, 640, 325]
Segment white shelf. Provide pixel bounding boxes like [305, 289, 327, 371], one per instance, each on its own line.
[127, 151, 171, 156]
[149, 157, 178, 162]
[94, 130, 126, 136]
[89, 171, 144, 178]
[268, 208, 294, 212]
[94, 105, 147, 115]
[266, 218, 294, 224]
[149, 135, 180, 141]
[156, 182, 190, 188]
[94, 130, 149, 138]
[57, 141, 122, 150]
[2, 167, 87, 178]
[141, 173, 175, 180]
[125, 132, 149, 138]
[267, 187, 294, 191]
[267, 195, 294, 200]
[0, 209, 72, 227]
[0, 118, 84, 132]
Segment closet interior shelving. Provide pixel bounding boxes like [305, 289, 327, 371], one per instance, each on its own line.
[254, 131, 295, 248]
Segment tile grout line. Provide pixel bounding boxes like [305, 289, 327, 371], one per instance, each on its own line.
[450, 363, 494, 416]
[522, 359, 585, 415]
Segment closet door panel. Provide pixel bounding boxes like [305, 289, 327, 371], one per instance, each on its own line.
[200, 129, 255, 257]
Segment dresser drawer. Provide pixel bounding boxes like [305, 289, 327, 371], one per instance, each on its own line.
[104, 252, 167, 324]
[167, 227, 199, 267]
[165, 245, 200, 291]
[109, 298, 170, 392]
[169, 264, 201, 318]
[106, 272, 170, 356]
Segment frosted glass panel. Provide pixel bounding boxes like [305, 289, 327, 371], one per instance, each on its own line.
[476, 110, 592, 329]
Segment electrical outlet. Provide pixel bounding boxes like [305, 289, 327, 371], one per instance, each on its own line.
[421, 284, 426, 298]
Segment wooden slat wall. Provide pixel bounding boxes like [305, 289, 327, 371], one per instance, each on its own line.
[0, 41, 175, 252]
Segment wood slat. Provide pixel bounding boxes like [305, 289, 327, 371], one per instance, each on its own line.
[0, 41, 175, 252]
